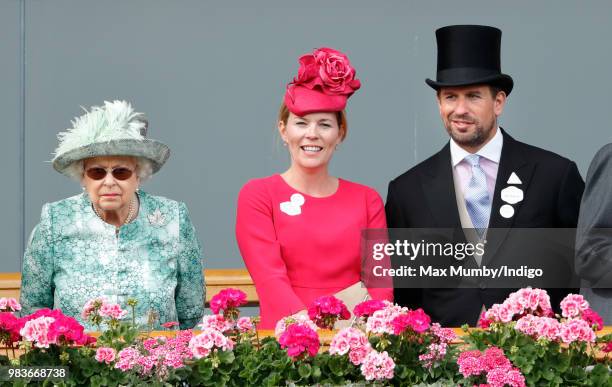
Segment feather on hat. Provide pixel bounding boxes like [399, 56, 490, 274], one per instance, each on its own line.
[52, 100, 170, 176]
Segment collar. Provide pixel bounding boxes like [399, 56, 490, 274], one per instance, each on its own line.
[450, 127, 503, 167]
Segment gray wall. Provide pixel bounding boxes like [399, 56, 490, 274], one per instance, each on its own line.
[2, 0, 611, 272]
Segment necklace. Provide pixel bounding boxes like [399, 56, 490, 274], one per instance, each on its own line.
[92, 192, 139, 227]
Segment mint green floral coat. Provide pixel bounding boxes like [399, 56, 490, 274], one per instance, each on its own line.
[20, 191, 205, 330]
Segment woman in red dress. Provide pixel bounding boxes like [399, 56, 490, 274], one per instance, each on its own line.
[236, 48, 392, 328]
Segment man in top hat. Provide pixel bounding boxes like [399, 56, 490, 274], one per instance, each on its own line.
[385, 25, 585, 326]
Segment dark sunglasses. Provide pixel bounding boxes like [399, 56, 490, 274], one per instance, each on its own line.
[85, 167, 134, 181]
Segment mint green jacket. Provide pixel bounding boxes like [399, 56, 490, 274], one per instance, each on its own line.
[20, 191, 205, 330]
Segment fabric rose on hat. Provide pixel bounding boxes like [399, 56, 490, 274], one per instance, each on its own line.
[292, 47, 361, 96]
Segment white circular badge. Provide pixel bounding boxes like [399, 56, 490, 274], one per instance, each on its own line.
[499, 204, 515, 219]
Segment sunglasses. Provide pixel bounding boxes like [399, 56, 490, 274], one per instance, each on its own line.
[85, 167, 134, 181]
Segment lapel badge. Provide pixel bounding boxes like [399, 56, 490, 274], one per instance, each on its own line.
[499, 172, 524, 219]
[501, 186, 524, 205]
[280, 193, 305, 216]
[499, 204, 515, 219]
[507, 172, 522, 184]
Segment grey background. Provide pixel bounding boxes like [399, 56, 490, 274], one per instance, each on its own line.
[2, 0, 611, 273]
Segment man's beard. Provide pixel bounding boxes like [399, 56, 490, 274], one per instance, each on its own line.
[446, 114, 494, 148]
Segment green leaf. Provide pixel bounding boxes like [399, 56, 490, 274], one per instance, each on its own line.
[218, 350, 235, 365]
[298, 363, 312, 379]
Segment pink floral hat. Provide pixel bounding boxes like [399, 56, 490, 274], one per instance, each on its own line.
[284, 47, 361, 116]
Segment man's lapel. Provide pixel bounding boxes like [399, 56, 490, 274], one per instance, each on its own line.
[483, 129, 535, 263]
[422, 144, 462, 228]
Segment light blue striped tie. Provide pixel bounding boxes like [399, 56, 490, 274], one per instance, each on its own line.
[464, 154, 491, 237]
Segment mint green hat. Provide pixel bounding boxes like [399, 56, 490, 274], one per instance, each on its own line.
[52, 100, 170, 176]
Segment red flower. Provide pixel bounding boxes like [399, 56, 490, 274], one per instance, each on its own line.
[353, 300, 387, 318]
[209, 288, 247, 317]
[278, 323, 320, 359]
[307, 295, 350, 330]
[19, 308, 95, 346]
[581, 308, 603, 331]
[161, 321, 179, 329]
[0, 312, 21, 344]
[291, 47, 361, 96]
[602, 341, 612, 353]
[477, 310, 493, 329]
[391, 308, 431, 335]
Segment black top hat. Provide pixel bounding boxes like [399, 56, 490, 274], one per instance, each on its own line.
[425, 25, 513, 95]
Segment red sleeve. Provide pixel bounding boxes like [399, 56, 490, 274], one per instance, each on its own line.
[364, 187, 394, 302]
[235, 179, 306, 327]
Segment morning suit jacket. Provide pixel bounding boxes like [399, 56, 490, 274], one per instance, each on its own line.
[576, 143, 612, 323]
[385, 129, 584, 326]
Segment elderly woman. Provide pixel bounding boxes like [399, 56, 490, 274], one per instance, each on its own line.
[236, 48, 393, 329]
[20, 100, 205, 330]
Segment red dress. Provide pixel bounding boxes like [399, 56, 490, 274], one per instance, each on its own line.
[236, 174, 393, 328]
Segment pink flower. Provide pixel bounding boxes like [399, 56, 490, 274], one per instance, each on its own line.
[485, 288, 554, 324]
[329, 327, 371, 365]
[497, 303, 515, 323]
[513, 288, 548, 312]
[307, 295, 351, 330]
[487, 367, 526, 387]
[274, 315, 318, 338]
[144, 330, 193, 371]
[504, 368, 527, 387]
[349, 345, 372, 366]
[430, 322, 457, 343]
[559, 318, 596, 344]
[366, 303, 408, 334]
[278, 323, 320, 359]
[20, 316, 56, 348]
[99, 303, 128, 320]
[161, 321, 179, 329]
[189, 328, 234, 359]
[81, 296, 108, 320]
[199, 314, 233, 333]
[534, 317, 561, 341]
[236, 317, 254, 333]
[391, 308, 431, 335]
[419, 342, 448, 368]
[457, 347, 523, 385]
[115, 347, 140, 371]
[114, 330, 194, 377]
[360, 350, 395, 381]
[482, 347, 511, 372]
[515, 314, 538, 336]
[0, 298, 21, 312]
[457, 350, 485, 377]
[602, 341, 612, 353]
[292, 48, 361, 96]
[95, 347, 116, 364]
[353, 299, 387, 318]
[560, 294, 589, 318]
[143, 337, 162, 351]
[137, 355, 156, 375]
[581, 308, 603, 331]
[209, 288, 247, 315]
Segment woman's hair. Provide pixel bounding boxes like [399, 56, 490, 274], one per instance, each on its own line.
[277, 102, 348, 141]
[65, 156, 154, 182]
